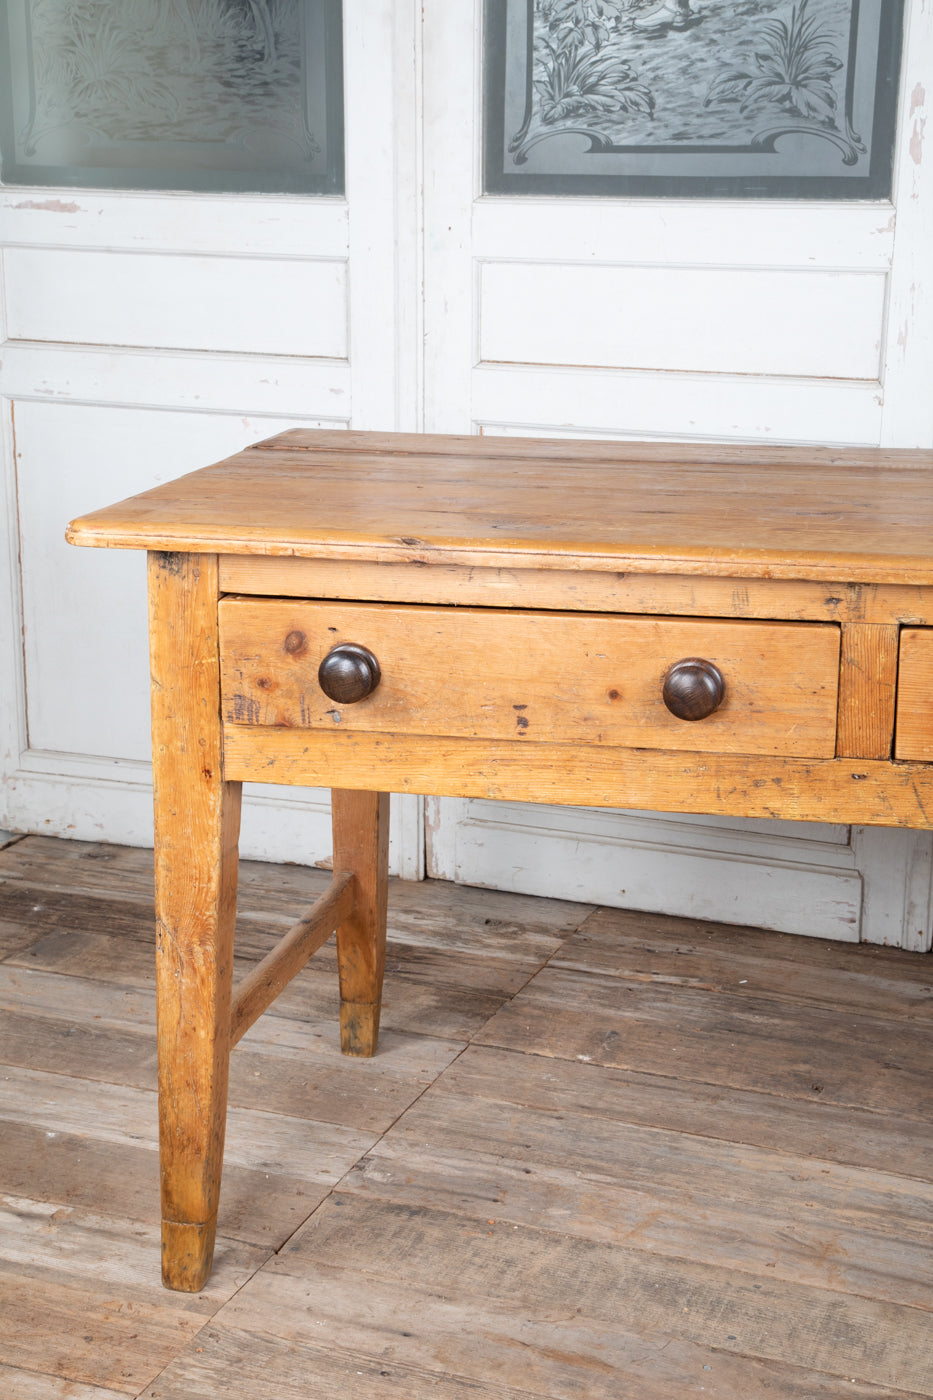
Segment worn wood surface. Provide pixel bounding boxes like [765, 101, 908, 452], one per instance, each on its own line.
[895, 627, 933, 761]
[836, 622, 899, 759]
[67, 429, 933, 584]
[223, 729, 933, 827]
[0, 1367, 130, 1399]
[332, 789, 390, 1056]
[264, 1195, 933, 1395]
[133, 1314, 923, 1400]
[68, 430, 933, 1297]
[477, 966, 933, 1115]
[229, 872, 354, 1047]
[220, 600, 840, 758]
[218, 556, 933, 626]
[148, 551, 241, 1292]
[3, 833, 933, 1397]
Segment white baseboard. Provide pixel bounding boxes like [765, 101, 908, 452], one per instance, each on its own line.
[1, 752, 424, 879]
[428, 799, 933, 948]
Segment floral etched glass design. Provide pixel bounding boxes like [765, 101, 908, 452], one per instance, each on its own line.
[485, 0, 903, 197]
[0, 0, 343, 193]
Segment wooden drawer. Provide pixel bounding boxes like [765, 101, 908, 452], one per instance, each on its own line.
[219, 600, 839, 758]
[895, 628, 933, 760]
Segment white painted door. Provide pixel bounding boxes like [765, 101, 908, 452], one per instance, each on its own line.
[0, 1, 425, 875]
[421, 0, 933, 946]
[3, 0, 932, 947]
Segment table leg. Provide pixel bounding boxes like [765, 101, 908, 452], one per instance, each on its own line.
[148, 551, 241, 1291]
[332, 789, 389, 1056]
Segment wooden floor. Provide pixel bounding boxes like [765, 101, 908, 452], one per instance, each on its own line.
[0, 836, 932, 1398]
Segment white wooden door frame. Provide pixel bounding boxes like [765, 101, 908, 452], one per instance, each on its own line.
[2, 0, 931, 939]
[0, 1, 426, 878]
[420, 0, 933, 947]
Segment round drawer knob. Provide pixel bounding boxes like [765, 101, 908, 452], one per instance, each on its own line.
[662, 658, 725, 721]
[318, 644, 381, 704]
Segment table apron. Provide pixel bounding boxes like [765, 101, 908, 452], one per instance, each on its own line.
[221, 726, 933, 829]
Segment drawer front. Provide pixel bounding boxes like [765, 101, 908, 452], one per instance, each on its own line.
[219, 600, 840, 758]
[895, 628, 933, 760]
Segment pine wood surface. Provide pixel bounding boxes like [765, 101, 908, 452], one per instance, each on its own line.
[220, 599, 840, 757]
[148, 552, 243, 1291]
[229, 872, 354, 1047]
[836, 622, 899, 758]
[3, 834, 933, 1398]
[217, 555, 933, 627]
[895, 627, 933, 760]
[222, 727, 933, 827]
[66, 429, 933, 585]
[331, 789, 390, 1057]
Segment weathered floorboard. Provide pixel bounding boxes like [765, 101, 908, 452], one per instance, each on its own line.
[0, 1364, 130, 1399]
[0, 963, 463, 1132]
[342, 1091, 933, 1306]
[267, 1194, 933, 1395]
[476, 966, 933, 1116]
[181, 1266, 928, 1400]
[2, 834, 933, 1398]
[433, 1043, 933, 1180]
[0, 1196, 264, 1393]
[555, 904, 933, 1019]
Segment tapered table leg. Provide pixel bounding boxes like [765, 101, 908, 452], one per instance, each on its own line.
[148, 551, 241, 1291]
[332, 789, 389, 1057]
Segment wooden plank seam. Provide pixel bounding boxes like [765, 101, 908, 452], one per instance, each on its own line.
[230, 871, 355, 1046]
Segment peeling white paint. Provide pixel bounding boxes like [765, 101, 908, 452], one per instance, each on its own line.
[909, 83, 927, 166]
[13, 199, 81, 214]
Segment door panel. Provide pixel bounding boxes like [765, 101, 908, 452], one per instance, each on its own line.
[4, 248, 348, 358]
[16, 400, 315, 760]
[0, 1, 425, 877]
[422, 0, 933, 946]
[2, 0, 931, 940]
[479, 263, 886, 380]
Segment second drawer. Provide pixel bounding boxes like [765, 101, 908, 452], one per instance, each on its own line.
[219, 600, 840, 758]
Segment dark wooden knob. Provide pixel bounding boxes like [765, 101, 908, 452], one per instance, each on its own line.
[662, 658, 725, 721]
[318, 644, 381, 704]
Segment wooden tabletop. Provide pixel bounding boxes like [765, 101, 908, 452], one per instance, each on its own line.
[66, 429, 933, 584]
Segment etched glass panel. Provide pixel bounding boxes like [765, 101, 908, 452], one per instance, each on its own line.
[485, 0, 904, 198]
[0, 0, 343, 192]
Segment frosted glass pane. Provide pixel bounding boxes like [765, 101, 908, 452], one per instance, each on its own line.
[0, 0, 343, 193]
[485, 0, 903, 198]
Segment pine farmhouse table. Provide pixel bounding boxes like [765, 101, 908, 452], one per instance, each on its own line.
[67, 429, 933, 1291]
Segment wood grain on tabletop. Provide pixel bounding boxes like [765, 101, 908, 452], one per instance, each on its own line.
[219, 599, 841, 757]
[65, 429, 933, 583]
